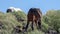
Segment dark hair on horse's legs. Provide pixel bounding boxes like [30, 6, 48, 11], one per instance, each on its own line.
[38, 20, 41, 29]
[31, 21, 34, 30]
[25, 21, 29, 31]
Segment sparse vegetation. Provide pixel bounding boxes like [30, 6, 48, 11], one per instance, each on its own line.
[0, 10, 60, 34]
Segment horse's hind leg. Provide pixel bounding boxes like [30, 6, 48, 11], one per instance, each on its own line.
[35, 20, 37, 26]
[31, 21, 34, 30]
[25, 21, 29, 31]
[38, 19, 41, 29]
[35, 20, 38, 28]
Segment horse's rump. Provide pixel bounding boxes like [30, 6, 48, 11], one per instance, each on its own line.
[27, 8, 42, 21]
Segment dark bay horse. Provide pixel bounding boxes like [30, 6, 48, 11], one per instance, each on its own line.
[25, 8, 42, 31]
